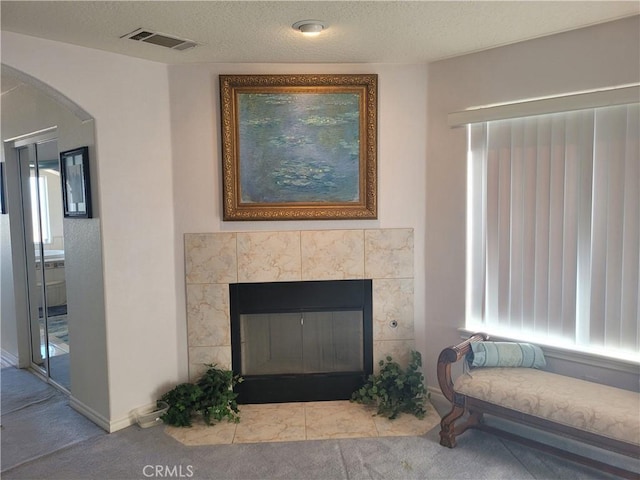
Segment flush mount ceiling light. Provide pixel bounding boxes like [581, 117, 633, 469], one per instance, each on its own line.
[292, 20, 326, 37]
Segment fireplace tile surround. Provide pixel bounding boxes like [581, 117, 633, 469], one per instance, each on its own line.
[185, 228, 415, 382]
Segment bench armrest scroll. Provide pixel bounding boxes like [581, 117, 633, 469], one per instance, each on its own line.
[437, 332, 489, 402]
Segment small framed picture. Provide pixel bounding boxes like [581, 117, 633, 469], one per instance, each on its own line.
[60, 146, 92, 218]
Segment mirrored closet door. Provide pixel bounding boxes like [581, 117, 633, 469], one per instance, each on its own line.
[16, 136, 70, 390]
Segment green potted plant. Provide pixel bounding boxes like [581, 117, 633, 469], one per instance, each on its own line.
[159, 383, 203, 427]
[351, 350, 429, 420]
[159, 364, 242, 427]
[196, 365, 242, 425]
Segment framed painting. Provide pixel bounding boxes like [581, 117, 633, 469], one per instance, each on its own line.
[220, 74, 377, 220]
[60, 146, 92, 218]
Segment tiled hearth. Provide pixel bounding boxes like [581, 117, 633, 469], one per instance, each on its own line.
[184, 228, 415, 381]
[164, 400, 441, 446]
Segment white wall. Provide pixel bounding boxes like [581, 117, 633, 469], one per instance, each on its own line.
[425, 16, 640, 390]
[168, 63, 429, 380]
[2, 32, 179, 430]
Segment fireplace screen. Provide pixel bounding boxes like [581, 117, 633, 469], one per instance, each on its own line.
[240, 311, 363, 375]
[230, 279, 373, 403]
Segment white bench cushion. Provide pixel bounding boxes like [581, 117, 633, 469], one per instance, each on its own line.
[454, 367, 640, 446]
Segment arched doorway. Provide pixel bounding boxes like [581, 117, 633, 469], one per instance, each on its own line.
[1, 64, 99, 398]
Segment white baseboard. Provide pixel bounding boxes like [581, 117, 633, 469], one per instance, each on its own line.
[69, 396, 114, 432]
[427, 386, 447, 405]
[427, 385, 450, 418]
[106, 403, 160, 433]
[108, 414, 137, 433]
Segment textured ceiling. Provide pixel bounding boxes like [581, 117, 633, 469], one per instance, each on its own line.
[1, 1, 638, 65]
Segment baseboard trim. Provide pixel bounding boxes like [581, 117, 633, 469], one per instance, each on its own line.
[428, 385, 446, 402]
[69, 396, 113, 432]
[109, 402, 162, 433]
[108, 410, 138, 433]
[428, 386, 448, 406]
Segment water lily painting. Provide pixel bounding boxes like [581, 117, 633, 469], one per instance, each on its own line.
[220, 74, 377, 220]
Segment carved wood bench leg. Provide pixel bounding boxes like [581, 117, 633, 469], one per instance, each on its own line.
[439, 405, 466, 448]
[456, 410, 483, 435]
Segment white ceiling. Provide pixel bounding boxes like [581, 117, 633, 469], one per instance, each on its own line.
[1, 1, 638, 65]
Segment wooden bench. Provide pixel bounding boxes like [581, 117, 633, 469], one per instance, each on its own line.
[437, 333, 640, 479]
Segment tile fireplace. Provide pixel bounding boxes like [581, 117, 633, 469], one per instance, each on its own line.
[185, 228, 415, 402]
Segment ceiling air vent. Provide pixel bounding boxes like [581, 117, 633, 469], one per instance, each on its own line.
[121, 28, 198, 51]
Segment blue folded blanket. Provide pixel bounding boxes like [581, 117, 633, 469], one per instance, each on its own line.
[467, 341, 546, 368]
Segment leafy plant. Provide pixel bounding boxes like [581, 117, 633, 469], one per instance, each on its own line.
[159, 382, 203, 427]
[160, 364, 242, 427]
[351, 350, 429, 420]
[197, 365, 242, 425]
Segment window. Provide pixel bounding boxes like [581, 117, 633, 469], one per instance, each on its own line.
[466, 102, 639, 361]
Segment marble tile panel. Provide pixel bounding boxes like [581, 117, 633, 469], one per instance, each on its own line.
[164, 401, 443, 446]
[304, 401, 378, 440]
[301, 230, 364, 280]
[371, 402, 441, 437]
[189, 346, 231, 381]
[234, 403, 306, 443]
[373, 339, 415, 372]
[186, 284, 230, 347]
[188, 363, 208, 382]
[185, 233, 237, 284]
[364, 229, 413, 279]
[237, 231, 301, 283]
[372, 279, 414, 341]
[164, 418, 237, 445]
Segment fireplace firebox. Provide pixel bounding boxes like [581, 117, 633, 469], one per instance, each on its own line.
[230, 279, 373, 404]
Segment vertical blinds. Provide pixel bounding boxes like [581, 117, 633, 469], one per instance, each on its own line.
[467, 103, 639, 355]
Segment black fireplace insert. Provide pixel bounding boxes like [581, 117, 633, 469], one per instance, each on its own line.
[230, 279, 373, 403]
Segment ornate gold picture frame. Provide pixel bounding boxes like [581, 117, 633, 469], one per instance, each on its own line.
[220, 74, 377, 220]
